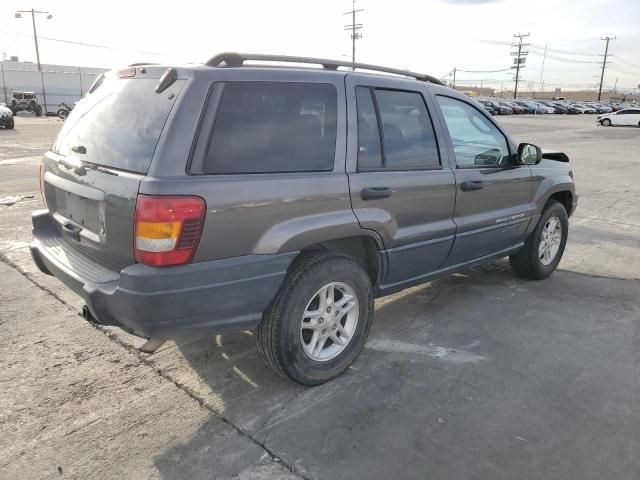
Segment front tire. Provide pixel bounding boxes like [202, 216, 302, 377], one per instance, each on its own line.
[602, 118, 611, 126]
[257, 253, 374, 386]
[5, 117, 14, 129]
[510, 201, 568, 280]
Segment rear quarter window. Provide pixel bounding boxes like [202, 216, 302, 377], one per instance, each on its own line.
[201, 82, 337, 174]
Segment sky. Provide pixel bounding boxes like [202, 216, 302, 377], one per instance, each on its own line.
[1, 0, 639, 92]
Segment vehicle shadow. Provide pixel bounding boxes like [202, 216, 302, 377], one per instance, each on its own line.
[151, 260, 515, 478]
[152, 260, 640, 479]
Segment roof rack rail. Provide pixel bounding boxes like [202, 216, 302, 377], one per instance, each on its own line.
[205, 52, 445, 86]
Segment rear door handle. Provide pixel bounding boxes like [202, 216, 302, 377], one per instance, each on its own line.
[361, 187, 392, 200]
[460, 181, 484, 192]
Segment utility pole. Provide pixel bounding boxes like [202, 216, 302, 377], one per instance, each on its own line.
[343, 0, 363, 68]
[1, 52, 7, 105]
[510, 32, 530, 100]
[597, 36, 615, 101]
[15, 9, 53, 114]
[538, 43, 547, 92]
[452, 67, 457, 89]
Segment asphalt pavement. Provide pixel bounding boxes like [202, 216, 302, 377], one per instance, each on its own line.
[0, 114, 638, 480]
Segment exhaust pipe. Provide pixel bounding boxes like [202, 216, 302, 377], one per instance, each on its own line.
[82, 305, 166, 354]
[82, 305, 99, 324]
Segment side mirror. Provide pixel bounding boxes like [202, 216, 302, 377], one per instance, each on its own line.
[517, 143, 542, 165]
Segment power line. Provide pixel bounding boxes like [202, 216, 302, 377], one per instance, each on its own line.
[457, 67, 511, 73]
[598, 36, 615, 101]
[529, 43, 600, 57]
[615, 55, 640, 70]
[0, 29, 169, 57]
[528, 50, 601, 64]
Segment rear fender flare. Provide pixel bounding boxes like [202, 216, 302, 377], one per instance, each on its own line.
[253, 210, 383, 254]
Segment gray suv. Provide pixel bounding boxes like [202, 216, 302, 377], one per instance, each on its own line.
[31, 53, 577, 385]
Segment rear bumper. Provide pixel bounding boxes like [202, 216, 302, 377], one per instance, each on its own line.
[31, 210, 296, 339]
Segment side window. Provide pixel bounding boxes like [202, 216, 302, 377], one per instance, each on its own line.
[376, 90, 440, 169]
[203, 82, 337, 174]
[356, 87, 383, 169]
[355, 87, 440, 170]
[436, 95, 510, 168]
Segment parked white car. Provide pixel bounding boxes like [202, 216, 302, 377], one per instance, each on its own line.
[0, 103, 15, 129]
[598, 108, 640, 127]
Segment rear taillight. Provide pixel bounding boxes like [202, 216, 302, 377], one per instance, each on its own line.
[39, 162, 46, 207]
[134, 195, 206, 267]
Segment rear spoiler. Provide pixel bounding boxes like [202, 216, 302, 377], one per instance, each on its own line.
[541, 150, 569, 163]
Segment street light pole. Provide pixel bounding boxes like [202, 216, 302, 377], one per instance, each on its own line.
[15, 8, 52, 115]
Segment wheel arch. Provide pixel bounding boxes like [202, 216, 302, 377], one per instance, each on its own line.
[289, 235, 383, 286]
[546, 190, 574, 216]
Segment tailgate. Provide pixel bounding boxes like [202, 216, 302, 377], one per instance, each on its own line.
[42, 152, 143, 272]
[39, 69, 185, 273]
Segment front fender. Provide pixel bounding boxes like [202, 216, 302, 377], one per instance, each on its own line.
[531, 167, 576, 214]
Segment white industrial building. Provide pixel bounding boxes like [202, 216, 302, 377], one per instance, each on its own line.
[0, 59, 108, 114]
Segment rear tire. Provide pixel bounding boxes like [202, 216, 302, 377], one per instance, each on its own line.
[510, 201, 568, 280]
[257, 252, 374, 386]
[602, 118, 611, 126]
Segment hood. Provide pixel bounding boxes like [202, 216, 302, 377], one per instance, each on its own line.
[0, 105, 12, 115]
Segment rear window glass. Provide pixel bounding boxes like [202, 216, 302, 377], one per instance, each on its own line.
[203, 82, 337, 174]
[53, 74, 184, 173]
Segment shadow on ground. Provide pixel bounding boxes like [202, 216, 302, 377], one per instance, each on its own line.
[152, 261, 640, 480]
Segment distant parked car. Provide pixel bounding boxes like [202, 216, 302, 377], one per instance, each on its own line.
[598, 108, 640, 127]
[0, 103, 15, 129]
[497, 102, 515, 115]
[548, 103, 569, 114]
[10, 91, 43, 116]
[532, 102, 555, 114]
[538, 101, 562, 114]
[504, 101, 526, 114]
[571, 103, 597, 114]
[477, 100, 497, 115]
[482, 99, 511, 115]
[514, 101, 538, 114]
[553, 102, 581, 114]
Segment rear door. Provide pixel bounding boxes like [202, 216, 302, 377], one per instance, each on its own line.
[41, 68, 185, 272]
[346, 75, 456, 286]
[432, 94, 534, 266]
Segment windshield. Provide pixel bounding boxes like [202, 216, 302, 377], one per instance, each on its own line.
[53, 73, 184, 173]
